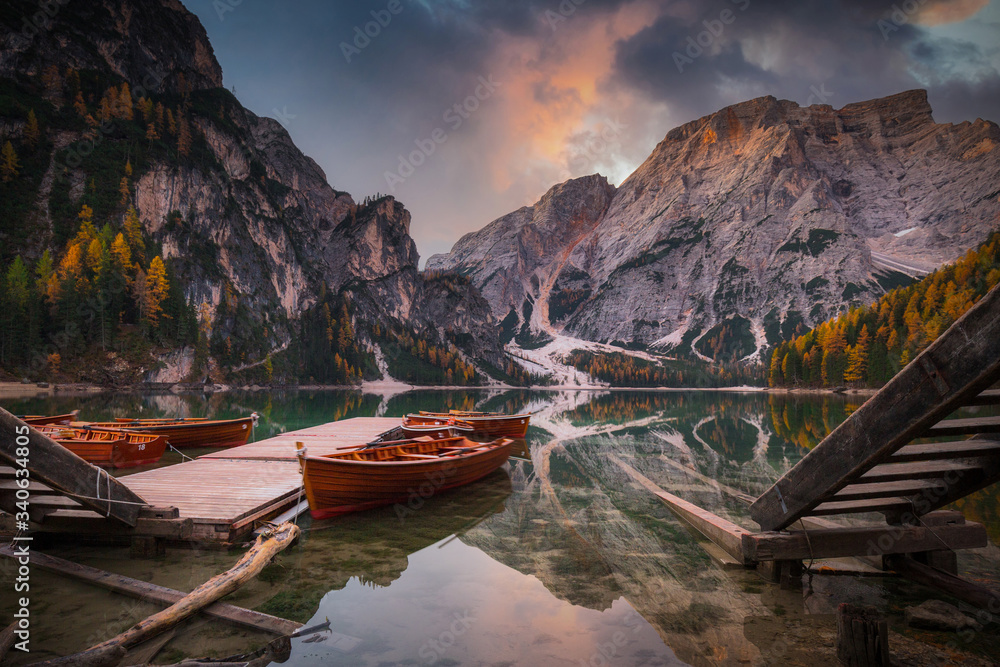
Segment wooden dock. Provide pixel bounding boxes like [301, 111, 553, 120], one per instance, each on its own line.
[1, 416, 399, 544]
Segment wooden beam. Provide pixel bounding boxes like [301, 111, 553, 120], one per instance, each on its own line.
[810, 497, 913, 516]
[742, 522, 987, 562]
[859, 460, 981, 483]
[831, 479, 946, 501]
[891, 439, 1000, 462]
[0, 408, 148, 526]
[0, 510, 193, 540]
[750, 284, 1000, 531]
[962, 389, 1000, 406]
[654, 490, 750, 564]
[925, 416, 1000, 437]
[886, 555, 1000, 612]
[0, 541, 301, 637]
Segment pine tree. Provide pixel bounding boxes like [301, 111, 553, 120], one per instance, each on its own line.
[118, 83, 134, 120]
[1, 142, 19, 182]
[145, 256, 170, 326]
[24, 109, 40, 149]
[74, 204, 98, 245]
[73, 91, 88, 117]
[124, 206, 145, 256]
[119, 176, 130, 205]
[110, 233, 133, 276]
[844, 325, 871, 385]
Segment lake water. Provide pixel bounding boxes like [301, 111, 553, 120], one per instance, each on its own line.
[1, 389, 998, 665]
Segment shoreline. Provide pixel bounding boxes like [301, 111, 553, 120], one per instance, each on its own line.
[0, 380, 876, 401]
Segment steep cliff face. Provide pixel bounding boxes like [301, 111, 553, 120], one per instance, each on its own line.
[431, 91, 1000, 358]
[0, 0, 501, 380]
[427, 174, 616, 341]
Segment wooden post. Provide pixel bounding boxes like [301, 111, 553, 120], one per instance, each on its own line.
[130, 536, 166, 558]
[836, 603, 889, 666]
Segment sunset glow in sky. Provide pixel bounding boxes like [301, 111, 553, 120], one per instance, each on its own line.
[189, 0, 1000, 262]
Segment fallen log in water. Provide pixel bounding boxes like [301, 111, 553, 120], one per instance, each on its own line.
[29, 522, 300, 667]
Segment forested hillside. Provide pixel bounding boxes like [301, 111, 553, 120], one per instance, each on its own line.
[768, 231, 1000, 388]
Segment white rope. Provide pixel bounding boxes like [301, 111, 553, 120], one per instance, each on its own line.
[95, 467, 113, 517]
[168, 443, 196, 461]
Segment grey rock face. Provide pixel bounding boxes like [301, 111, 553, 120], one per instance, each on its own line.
[0, 0, 501, 365]
[431, 91, 1000, 354]
[905, 600, 982, 632]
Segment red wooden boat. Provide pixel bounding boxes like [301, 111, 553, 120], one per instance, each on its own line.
[408, 411, 531, 438]
[301, 436, 513, 519]
[72, 416, 256, 448]
[18, 411, 78, 426]
[35, 426, 167, 468]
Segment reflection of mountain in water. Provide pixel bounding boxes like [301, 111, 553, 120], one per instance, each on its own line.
[255, 471, 512, 622]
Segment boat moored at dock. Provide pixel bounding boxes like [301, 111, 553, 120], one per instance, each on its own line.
[300, 436, 514, 519]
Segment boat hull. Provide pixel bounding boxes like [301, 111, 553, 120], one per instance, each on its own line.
[303, 439, 513, 519]
[74, 417, 255, 448]
[403, 413, 530, 438]
[56, 434, 168, 468]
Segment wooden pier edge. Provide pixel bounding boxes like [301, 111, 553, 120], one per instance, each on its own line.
[0, 544, 300, 636]
[0, 408, 149, 527]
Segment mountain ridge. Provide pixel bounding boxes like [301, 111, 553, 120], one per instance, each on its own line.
[429, 88, 1000, 361]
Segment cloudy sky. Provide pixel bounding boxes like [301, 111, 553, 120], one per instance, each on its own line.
[186, 0, 1000, 263]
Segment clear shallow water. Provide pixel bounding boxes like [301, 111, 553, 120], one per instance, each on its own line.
[1, 388, 998, 665]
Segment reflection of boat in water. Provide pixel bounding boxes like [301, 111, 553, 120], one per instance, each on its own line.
[273, 472, 513, 604]
[301, 437, 513, 519]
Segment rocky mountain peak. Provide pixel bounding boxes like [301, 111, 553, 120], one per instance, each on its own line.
[432, 89, 1000, 359]
[1, 0, 223, 93]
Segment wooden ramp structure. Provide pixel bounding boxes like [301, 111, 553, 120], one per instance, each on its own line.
[750, 282, 1000, 531]
[0, 413, 398, 545]
[655, 283, 1000, 608]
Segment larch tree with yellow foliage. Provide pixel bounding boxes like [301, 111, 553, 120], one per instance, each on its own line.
[144, 256, 170, 327]
[1, 141, 19, 182]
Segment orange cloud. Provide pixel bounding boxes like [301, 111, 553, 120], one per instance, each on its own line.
[477, 0, 664, 192]
[914, 0, 989, 25]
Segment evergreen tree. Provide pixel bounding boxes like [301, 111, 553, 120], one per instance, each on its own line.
[1, 141, 19, 182]
[24, 109, 40, 149]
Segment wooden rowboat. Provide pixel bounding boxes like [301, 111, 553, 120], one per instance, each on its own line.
[406, 412, 530, 438]
[18, 411, 78, 426]
[35, 426, 167, 468]
[300, 436, 513, 519]
[71, 416, 256, 449]
[399, 422, 475, 440]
